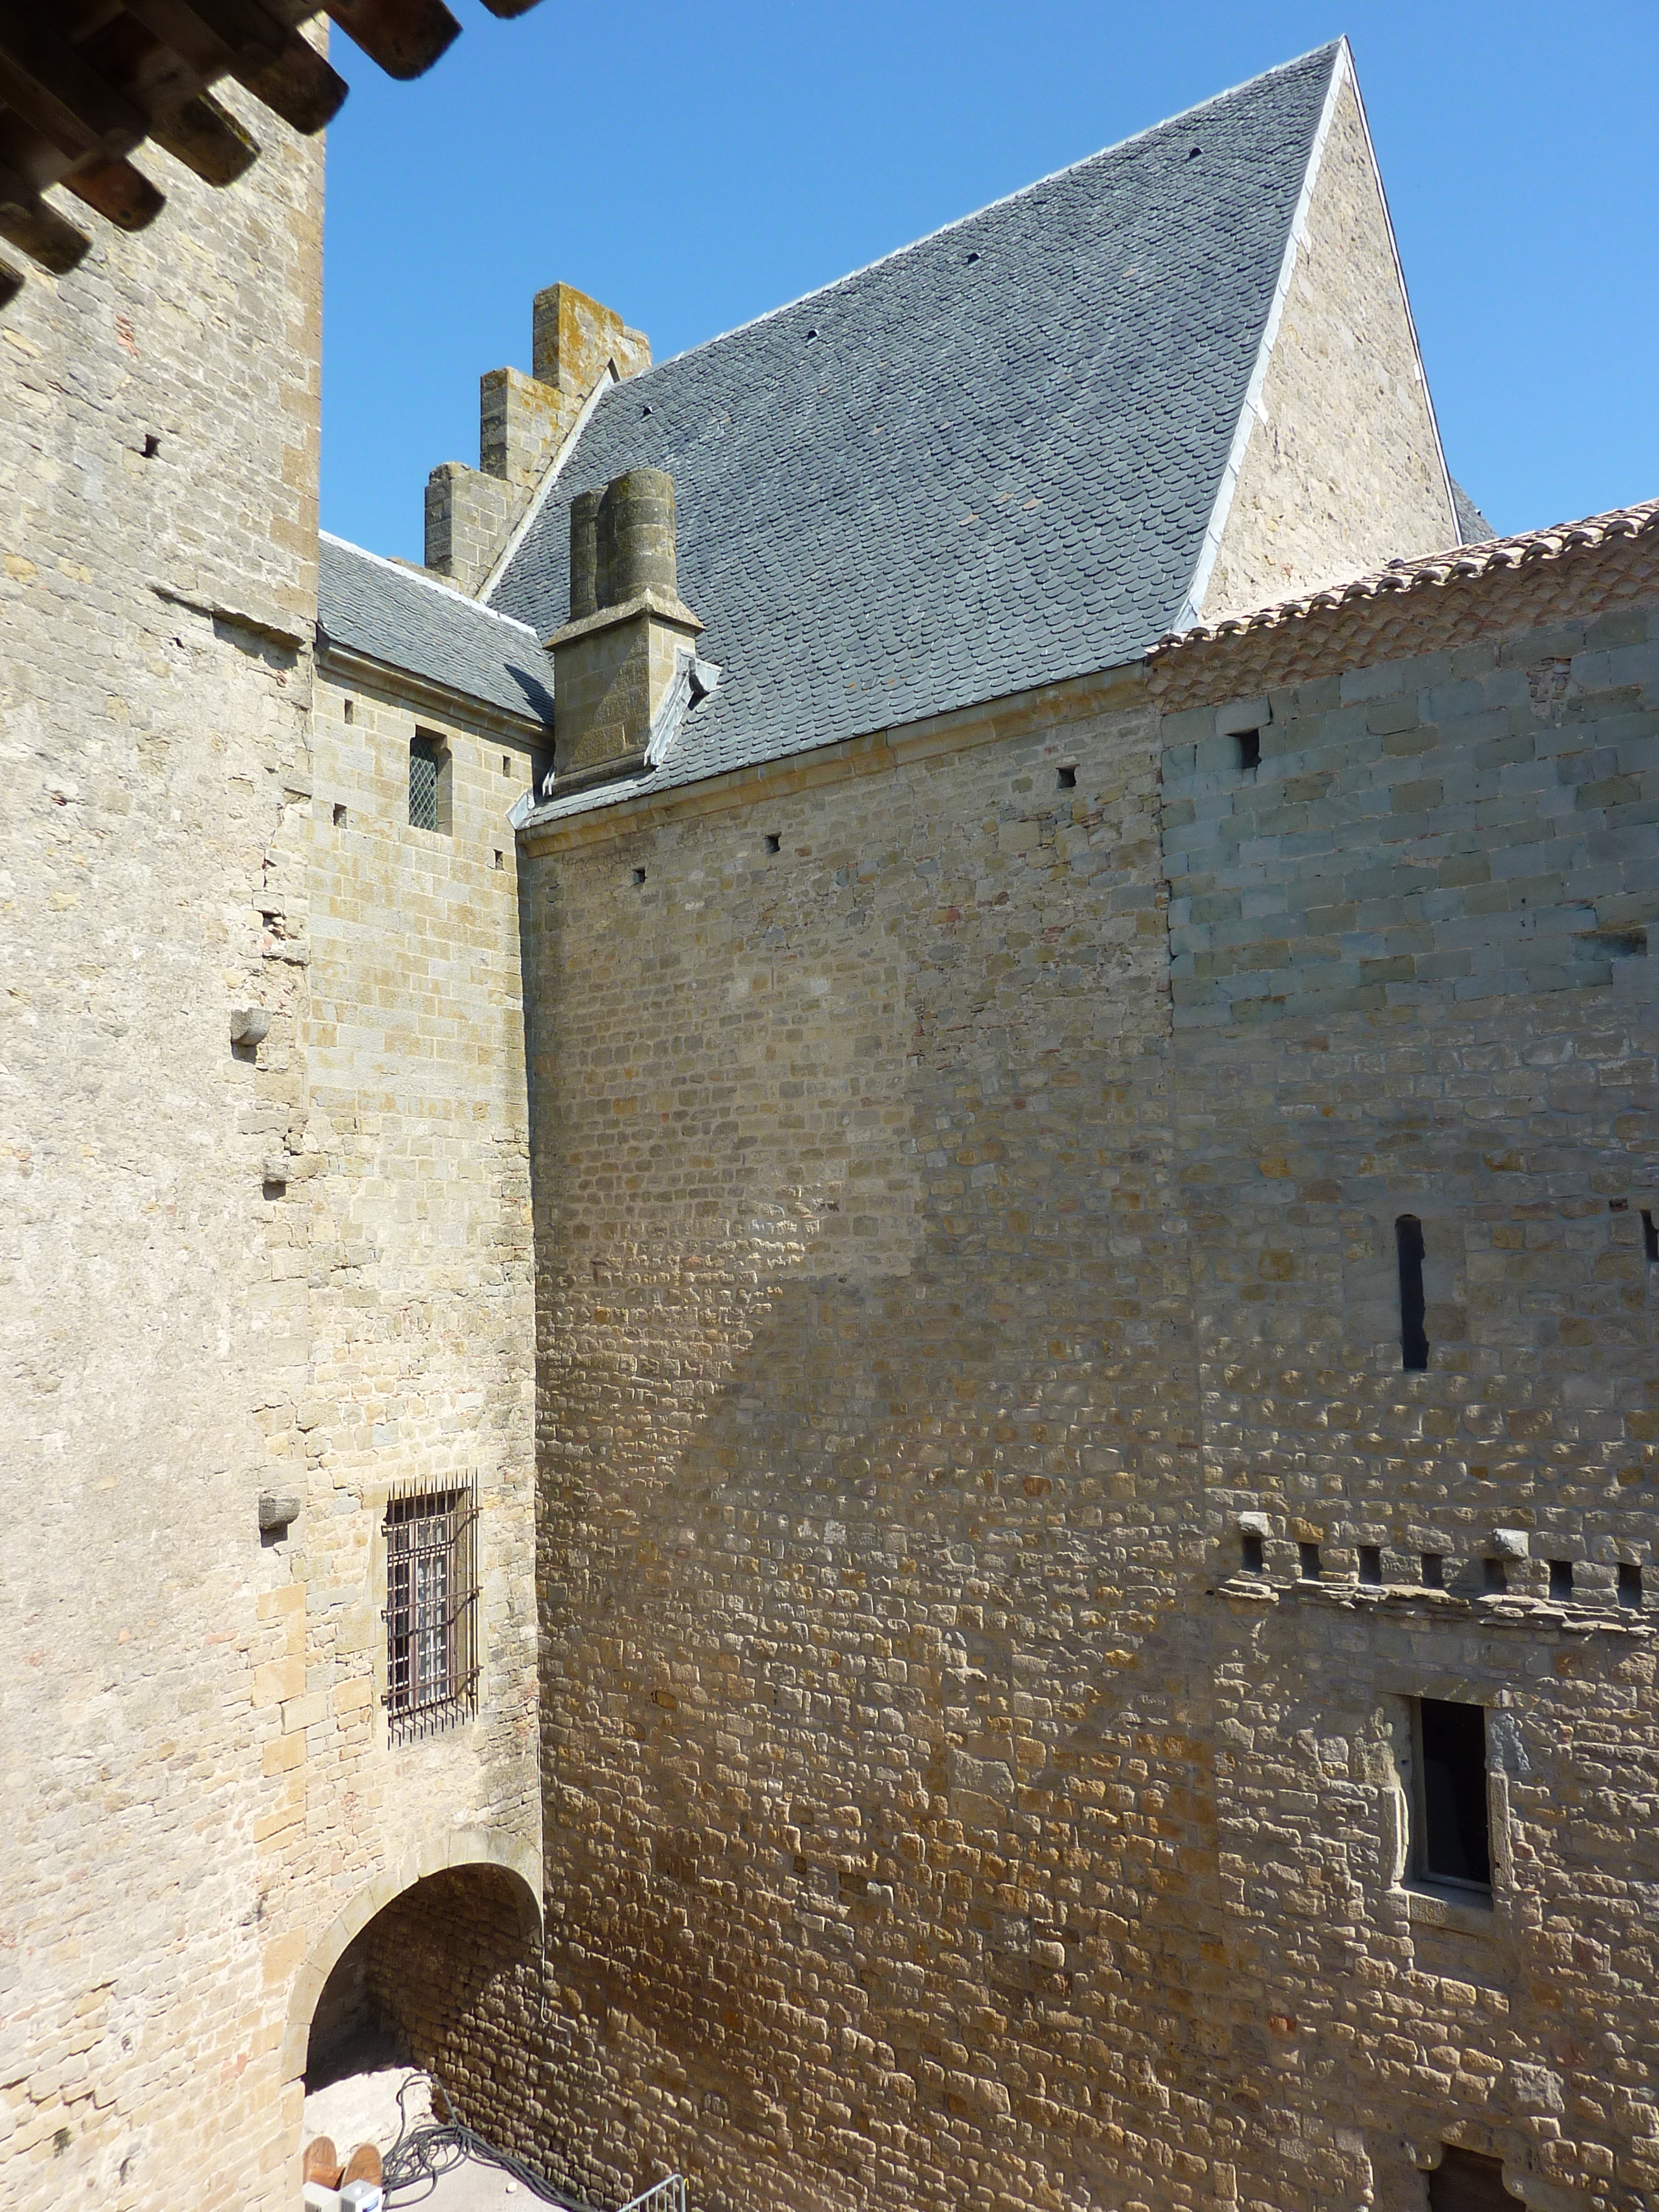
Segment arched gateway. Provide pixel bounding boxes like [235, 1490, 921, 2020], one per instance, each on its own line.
[283, 1830, 542, 2094]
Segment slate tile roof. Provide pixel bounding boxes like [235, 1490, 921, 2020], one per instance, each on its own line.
[1450, 478, 1496, 545]
[317, 532, 554, 726]
[492, 43, 1346, 819]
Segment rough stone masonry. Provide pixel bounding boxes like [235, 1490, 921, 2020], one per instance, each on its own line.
[5, 22, 1659, 2212]
[504, 511, 1659, 2212]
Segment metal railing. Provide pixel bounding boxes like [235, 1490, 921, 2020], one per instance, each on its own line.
[620, 2177, 688, 2212]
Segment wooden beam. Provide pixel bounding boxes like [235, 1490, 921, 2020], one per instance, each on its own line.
[324, 0, 460, 82]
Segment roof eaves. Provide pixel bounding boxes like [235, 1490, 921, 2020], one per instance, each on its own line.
[317, 635, 551, 737]
[320, 531, 540, 639]
[1145, 496, 1659, 709]
[1156, 498, 1659, 652]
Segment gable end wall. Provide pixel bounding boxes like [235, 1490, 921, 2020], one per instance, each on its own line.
[1202, 75, 1457, 623]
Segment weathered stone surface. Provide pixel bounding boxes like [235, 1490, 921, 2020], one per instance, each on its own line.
[507, 584, 1659, 2211]
[1203, 76, 1458, 620]
[0, 67, 539, 2212]
[426, 283, 652, 593]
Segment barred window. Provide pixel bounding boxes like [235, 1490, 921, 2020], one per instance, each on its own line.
[384, 1481, 477, 1743]
[409, 731, 451, 833]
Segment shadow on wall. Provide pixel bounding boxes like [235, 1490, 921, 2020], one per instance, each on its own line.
[534, 1252, 1222, 2209]
[304, 1865, 540, 2108]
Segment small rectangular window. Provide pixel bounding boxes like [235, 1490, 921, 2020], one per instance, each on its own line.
[1644, 1210, 1658, 1264]
[1421, 1552, 1444, 1589]
[1234, 729, 1261, 773]
[1298, 1540, 1321, 1581]
[1483, 1555, 1506, 1594]
[409, 731, 451, 833]
[1241, 1529, 1264, 1574]
[1549, 1558, 1574, 1602]
[1396, 1215, 1428, 1370]
[1620, 1561, 1643, 1609]
[1358, 1545, 1382, 1586]
[1428, 2148, 1513, 2211]
[1410, 1698, 1491, 1892]
[384, 1481, 477, 1743]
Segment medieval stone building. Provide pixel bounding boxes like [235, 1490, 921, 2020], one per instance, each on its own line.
[4, 22, 1657, 2212]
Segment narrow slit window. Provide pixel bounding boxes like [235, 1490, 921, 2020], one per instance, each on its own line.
[1644, 1209, 1658, 1264]
[1620, 1561, 1643, 1609]
[1358, 1545, 1382, 1586]
[409, 732, 451, 833]
[1410, 1697, 1492, 1892]
[384, 1482, 478, 1744]
[1298, 1541, 1321, 1581]
[1549, 1558, 1574, 1602]
[1241, 1529, 1264, 1574]
[1396, 1215, 1429, 1370]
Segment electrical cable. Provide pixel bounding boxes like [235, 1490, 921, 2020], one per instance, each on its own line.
[380, 2070, 603, 2210]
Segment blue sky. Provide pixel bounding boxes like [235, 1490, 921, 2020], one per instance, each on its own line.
[320, 2, 1658, 563]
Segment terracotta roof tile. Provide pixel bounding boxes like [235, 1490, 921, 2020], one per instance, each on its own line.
[1146, 497, 1659, 710]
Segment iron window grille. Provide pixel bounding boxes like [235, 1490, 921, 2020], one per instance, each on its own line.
[383, 1479, 478, 1743]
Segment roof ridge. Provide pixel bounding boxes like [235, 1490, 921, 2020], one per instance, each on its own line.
[320, 529, 541, 638]
[1149, 495, 1659, 658]
[615, 42, 1344, 392]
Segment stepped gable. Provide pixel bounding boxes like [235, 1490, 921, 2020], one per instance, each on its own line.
[492, 44, 1345, 813]
[318, 532, 553, 725]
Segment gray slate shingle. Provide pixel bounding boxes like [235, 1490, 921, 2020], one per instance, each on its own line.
[1450, 478, 1496, 545]
[492, 44, 1342, 817]
[318, 532, 554, 725]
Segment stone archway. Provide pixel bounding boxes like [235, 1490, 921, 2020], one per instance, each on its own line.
[283, 1830, 541, 2096]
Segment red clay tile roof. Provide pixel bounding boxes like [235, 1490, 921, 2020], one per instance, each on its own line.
[1145, 497, 1659, 711]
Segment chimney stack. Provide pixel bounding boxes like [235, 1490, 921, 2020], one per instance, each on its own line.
[546, 469, 702, 792]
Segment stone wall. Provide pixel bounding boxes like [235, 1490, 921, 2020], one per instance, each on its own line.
[518, 558, 1659, 2211]
[0, 73, 331, 2212]
[1202, 67, 1457, 622]
[1160, 584, 1659, 2210]
[518, 672, 1227, 2212]
[0, 75, 542, 2212]
[298, 659, 541, 1852]
[355, 1864, 541, 2131]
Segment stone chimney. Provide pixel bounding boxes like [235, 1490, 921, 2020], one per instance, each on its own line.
[546, 469, 702, 793]
[426, 282, 651, 595]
